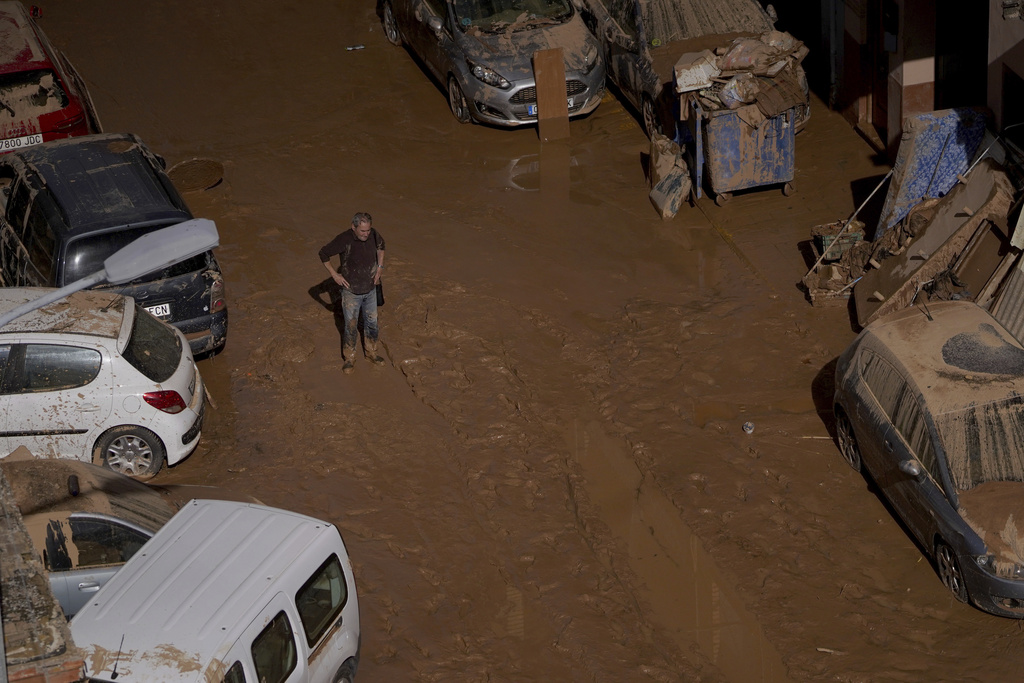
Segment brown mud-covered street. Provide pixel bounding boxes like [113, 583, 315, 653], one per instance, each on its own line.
[41, 1, 1024, 681]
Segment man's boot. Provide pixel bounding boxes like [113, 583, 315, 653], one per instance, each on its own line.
[365, 340, 385, 365]
[342, 346, 357, 374]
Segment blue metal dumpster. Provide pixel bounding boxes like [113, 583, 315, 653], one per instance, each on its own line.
[690, 100, 796, 206]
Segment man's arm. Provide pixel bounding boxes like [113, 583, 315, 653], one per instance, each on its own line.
[319, 236, 349, 289]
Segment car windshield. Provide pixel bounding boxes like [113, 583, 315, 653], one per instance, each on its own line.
[936, 394, 1024, 490]
[451, 0, 573, 33]
[63, 227, 210, 284]
[638, 0, 773, 45]
[122, 305, 182, 383]
[0, 69, 69, 124]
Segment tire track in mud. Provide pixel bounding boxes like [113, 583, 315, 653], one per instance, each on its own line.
[381, 278, 718, 681]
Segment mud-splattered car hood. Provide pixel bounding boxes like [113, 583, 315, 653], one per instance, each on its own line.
[456, 19, 598, 79]
[959, 481, 1024, 574]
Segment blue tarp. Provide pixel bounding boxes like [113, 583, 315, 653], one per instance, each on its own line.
[876, 108, 989, 237]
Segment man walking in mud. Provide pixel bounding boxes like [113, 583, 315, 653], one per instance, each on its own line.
[319, 212, 386, 373]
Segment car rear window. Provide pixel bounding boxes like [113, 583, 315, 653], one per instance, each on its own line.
[0, 69, 69, 123]
[122, 305, 182, 382]
[63, 227, 210, 283]
[937, 395, 1024, 490]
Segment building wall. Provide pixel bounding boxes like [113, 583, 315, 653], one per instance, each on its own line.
[989, 0, 1024, 130]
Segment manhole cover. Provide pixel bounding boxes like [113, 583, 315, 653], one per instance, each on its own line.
[167, 158, 224, 192]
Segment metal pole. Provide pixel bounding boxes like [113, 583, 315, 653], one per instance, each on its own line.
[0, 271, 105, 329]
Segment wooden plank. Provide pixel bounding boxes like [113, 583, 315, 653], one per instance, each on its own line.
[533, 48, 569, 141]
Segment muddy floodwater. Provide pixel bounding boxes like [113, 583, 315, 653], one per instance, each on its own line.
[42, 1, 1024, 680]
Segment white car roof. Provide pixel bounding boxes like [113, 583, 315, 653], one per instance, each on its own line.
[0, 288, 131, 339]
[70, 499, 346, 682]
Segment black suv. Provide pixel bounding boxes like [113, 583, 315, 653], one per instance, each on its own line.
[0, 133, 227, 354]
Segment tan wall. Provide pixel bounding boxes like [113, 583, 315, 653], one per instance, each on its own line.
[989, 0, 1024, 129]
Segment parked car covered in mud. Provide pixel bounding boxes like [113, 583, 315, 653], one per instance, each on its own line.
[0, 458, 178, 618]
[579, 0, 808, 135]
[379, 0, 605, 126]
[0, 288, 206, 479]
[0, 1, 101, 152]
[834, 301, 1024, 617]
[0, 133, 227, 355]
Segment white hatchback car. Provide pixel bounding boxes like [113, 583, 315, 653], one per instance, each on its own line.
[0, 288, 205, 478]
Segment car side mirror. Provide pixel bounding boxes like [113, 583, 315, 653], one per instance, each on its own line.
[899, 459, 922, 478]
[428, 15, 443, 34]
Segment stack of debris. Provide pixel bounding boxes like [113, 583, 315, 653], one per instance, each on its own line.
[674, 30, 809, 128]
[802, 107, 1024, 343]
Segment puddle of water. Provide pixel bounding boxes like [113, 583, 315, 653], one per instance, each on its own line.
[567, 419, 793, 683]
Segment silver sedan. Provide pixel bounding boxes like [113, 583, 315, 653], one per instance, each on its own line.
[380, 0, 606, 127]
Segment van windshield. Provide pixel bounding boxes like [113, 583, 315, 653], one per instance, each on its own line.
[123, 305, 182, 383]
[62, 227, 209, 284]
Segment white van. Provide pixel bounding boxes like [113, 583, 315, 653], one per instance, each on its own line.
[69, 499, 360, 683]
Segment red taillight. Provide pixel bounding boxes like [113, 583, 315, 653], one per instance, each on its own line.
[143, 390, 186, 414]
[53, 113, 85, 132]
[211, 278, 226, 313]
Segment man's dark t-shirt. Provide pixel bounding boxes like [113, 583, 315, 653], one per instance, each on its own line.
[318, 229, 385, 295]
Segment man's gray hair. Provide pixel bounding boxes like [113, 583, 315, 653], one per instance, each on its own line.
[352, 212, 373, 228]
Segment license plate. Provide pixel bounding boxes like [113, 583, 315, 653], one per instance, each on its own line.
[145, 303, 171, 318]
[0, 133, 43, 152]
[527, 98, 575, 116]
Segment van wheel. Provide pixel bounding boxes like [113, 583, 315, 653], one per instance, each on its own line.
[332, 660, 357, 683]
[94, 426, 166, 479]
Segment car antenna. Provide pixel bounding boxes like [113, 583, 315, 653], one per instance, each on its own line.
[110, 633, 125, 679]
[912, 282, 933, 322]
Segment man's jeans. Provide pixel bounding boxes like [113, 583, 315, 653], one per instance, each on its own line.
[340, 288, 378, 360]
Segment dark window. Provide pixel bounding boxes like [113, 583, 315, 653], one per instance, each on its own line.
[16, 344, 100, 393]
[63, 227, 209, 284]
[122, 305, 182, 383]
[251, 612, 297, 683]
[295, 554, 347, 646]
[67, 516, 150, 567]
[861, 349, 907, 421]
[893, 392, 940, 481]
[610, 0, 638, 38]
[24, 201, 57, 283]
[221, 661, 246, 683]
[7, 179, 31, 239]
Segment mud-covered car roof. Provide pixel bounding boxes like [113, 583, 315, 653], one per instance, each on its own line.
[5, 133, 190, 234]
[863, 301, 1024, 417]
[0, 287, 128, 338]
[0, 1, 55, 76]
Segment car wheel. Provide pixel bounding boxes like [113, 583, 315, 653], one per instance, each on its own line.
[834, 408, 862, 472]
[936, 540, 969, 603]
[94, 426, 166, 479]
[382, 1, 402, 46]
[447, 76, 472, 124]
[641, 96, 661, 137]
